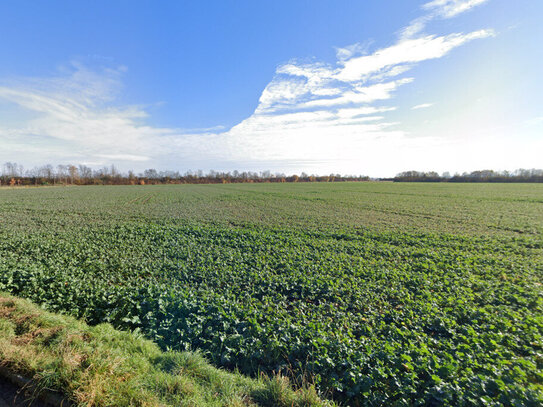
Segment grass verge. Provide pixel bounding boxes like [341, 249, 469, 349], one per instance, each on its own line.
[0, 292, 331, 407]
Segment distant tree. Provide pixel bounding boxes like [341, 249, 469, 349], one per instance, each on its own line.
[56, 165, 68, 184]
[78, 165, 93, 182]
[68, 165, 79, 184]
[3, 162, 23, 178]
[144, 169, 159, 179]
[128, 170, 136, 185]
[39, 165, 55, 183]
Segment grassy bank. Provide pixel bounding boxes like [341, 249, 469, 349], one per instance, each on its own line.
[0, 293, 329, 406]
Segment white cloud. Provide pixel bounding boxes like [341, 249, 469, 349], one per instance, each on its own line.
[0, 64, 179, 164]
[402, 0, 490, 39]
[298, 79, 413, 109]
[400, 16, 433, 40]
[97, 154, 150, 161]
[253, 29, 495, 114]
[216, 23, 493, 168]
[423, 0, 490, 19]
[336, 30, 494, 82]
[336, 106, 396, 118]
[412, 103, 434, 110]
[335, 43, 371, 61]
[257, 76, 308, 111]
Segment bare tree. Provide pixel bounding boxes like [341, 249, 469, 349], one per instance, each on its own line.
[56, 165, 68, 184]
[3, 162, 23, 177]
[78, 165, 93, 181]
[68, 165, 79, 184]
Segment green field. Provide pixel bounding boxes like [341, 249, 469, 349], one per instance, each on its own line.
[0, 183, 542, 405]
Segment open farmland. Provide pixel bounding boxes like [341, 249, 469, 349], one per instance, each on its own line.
[0, 182, 542, 405]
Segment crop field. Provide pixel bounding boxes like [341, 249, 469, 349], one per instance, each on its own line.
[0, 183, 542, 406]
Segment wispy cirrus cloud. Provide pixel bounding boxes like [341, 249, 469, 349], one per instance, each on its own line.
[412, 103, 434, 110]
[402, 0, 489, 39]
[0, 63, 180, 165]
[0, 0, 499, 175]
[336, 30, 492, 82]
[423, 0, 490, 18]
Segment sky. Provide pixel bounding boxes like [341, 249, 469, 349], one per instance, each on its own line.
[0, 0, 542, 177]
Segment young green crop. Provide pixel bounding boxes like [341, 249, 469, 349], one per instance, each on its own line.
[0, 183, 541, 405]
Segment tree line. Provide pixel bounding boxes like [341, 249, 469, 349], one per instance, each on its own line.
[394, 169, 543, 183]
[3, 162, 541, 186]
[0, 162, 369, 186]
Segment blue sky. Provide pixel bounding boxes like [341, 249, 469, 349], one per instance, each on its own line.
[0, 0, 541, 176]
